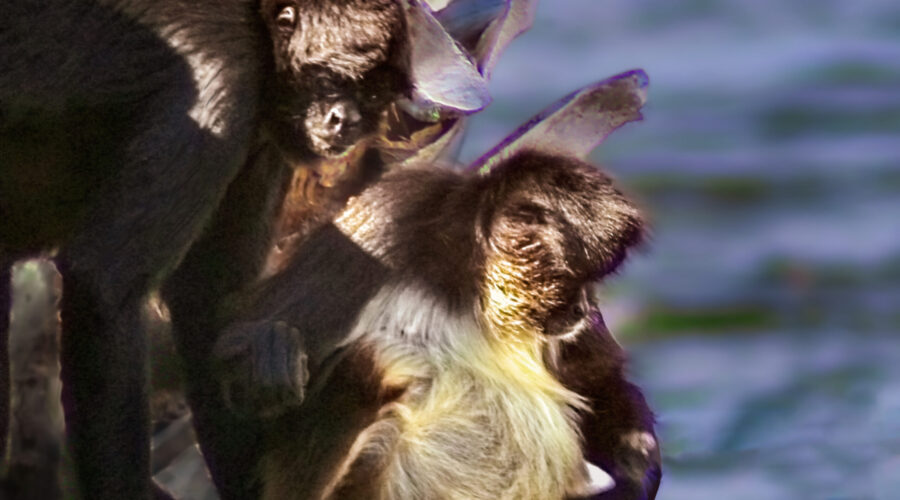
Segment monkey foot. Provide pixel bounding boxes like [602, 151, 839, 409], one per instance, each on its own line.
[214, 320, 309, 418]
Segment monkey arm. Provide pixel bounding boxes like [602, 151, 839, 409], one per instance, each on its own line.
[211, 223, 390, 418]
[552, 312, 662, 500]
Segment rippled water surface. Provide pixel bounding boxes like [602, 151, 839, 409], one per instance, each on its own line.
[460, 1, 900, 498]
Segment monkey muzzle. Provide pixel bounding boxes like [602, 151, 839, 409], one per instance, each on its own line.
[544, 284, 598, 338]
[303, 99, 363, 158]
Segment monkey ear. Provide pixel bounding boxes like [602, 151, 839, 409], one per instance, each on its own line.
[400, 0, 491, 119]
[469, 69, 649, 174]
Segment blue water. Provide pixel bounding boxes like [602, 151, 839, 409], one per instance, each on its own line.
[460, 1, 900, 498]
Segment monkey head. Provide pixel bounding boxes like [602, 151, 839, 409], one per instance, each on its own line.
[259, 0, 487, 161]
[476, 152, 645, 341]
[334, 149, 645, 350]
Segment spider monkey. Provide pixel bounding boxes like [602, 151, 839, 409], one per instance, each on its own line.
[215, 150, 661, 499]
[0, 0, 483, 497]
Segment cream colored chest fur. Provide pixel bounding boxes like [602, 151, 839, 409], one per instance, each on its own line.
[326, 285, 589, 500]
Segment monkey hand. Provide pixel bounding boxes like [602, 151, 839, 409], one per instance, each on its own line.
[214, 320, 310, 418]
[578, 430, 661, 500]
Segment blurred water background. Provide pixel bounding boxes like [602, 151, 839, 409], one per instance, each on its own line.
[458, 1, 900, 498]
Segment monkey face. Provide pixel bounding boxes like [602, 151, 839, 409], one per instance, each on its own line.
[260, 0, 409, 160]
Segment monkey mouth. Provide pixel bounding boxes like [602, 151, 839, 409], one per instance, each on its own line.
[266, 105, 367, 161]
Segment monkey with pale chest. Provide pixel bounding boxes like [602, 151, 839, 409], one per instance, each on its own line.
[216, 150, 659, 499]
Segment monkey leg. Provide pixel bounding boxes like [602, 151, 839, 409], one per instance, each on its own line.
[552, 313, 661, 500]
[53, 82, 259, 498]
[54, 261, 149, 499]
[163, 145, 292, 499]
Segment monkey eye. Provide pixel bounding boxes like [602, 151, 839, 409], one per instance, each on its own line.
[570, 302, 585, 318]
[567, 288, 591, 321]
[275, 6, 296, 30]
[543, 286, 593, 337]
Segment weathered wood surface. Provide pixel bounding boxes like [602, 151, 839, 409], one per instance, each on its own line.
[2, 260, 65, 500]
[1, 262, 212, 500]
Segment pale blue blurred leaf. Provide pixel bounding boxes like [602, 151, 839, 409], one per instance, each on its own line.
[474, 0, 537, 77]
[470, 69, 649, 174]
[435, 0, 508, 48]
[405, 0, 491, 116]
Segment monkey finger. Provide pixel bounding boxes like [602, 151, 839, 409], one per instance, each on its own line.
[288, 350, 309, 403]
[253, 322, 294, 387]
[251, 370, 303, 418]
[254, 390, 297, 419]
[236, 322, 306, 415]
[221, 371, 254, 415]
[280, 324, 309, 400]
[264, 322, 308, 393]
[216, 338, 260, 413]
[213, 323, 256, 361]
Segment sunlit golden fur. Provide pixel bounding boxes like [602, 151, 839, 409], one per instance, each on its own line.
[483, 240, 567, 340]
[316, 284, 589, 500]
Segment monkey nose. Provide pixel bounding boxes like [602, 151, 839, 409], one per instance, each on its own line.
[320, 101, 361, 137]
[325, 104, 346, 133]
[304, 100, 363, 156]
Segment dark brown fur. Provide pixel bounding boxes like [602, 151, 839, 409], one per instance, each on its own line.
[550, 313, 662, 500]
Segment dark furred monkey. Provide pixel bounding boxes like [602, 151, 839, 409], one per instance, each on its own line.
[216, 150, 661, 499]
[0, 0, 472, 498]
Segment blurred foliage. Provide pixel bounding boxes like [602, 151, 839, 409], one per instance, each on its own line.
[622, 305, 777, 339]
